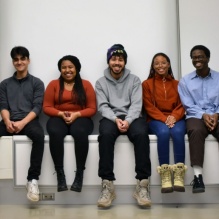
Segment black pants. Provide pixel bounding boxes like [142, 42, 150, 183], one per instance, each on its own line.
[46, 117, 93, 171]
[0, 119, 44, 181]
[98, 116, 151, 181]
[187, 118, 219, 167]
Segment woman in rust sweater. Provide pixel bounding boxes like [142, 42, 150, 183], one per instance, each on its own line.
[43, 55, 96, 193]
[142, 53, 186, 194]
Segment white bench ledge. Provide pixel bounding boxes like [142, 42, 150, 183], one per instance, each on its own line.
[12, 134, 217, 142]
[10, 134, 219, 187]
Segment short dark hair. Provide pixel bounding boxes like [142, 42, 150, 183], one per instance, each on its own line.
[10, 46, 30, 59]
[190, 45, 210, 58]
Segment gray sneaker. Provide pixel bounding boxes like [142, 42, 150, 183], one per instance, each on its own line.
[26, 179, 40, 202]
[97, 180, 116, 208]
[133, 179, 151, 207]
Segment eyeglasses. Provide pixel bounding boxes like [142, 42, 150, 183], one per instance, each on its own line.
[191, 55, 206, 61]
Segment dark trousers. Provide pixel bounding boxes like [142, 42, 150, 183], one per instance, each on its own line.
[186, 118, 219, 167]
[0, 119, 44, 181]
[98, 116, 151, 181]
[46, 117, 93, 171]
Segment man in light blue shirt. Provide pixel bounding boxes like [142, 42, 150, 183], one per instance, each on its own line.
[178, 45, 219, 193]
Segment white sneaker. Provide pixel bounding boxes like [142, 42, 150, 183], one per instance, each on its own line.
[26, 179, 40, 202]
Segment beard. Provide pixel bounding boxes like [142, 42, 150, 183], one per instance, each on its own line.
[110, 64, 125, 75]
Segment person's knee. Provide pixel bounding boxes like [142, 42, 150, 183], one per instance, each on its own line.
[99, 130, 115, 139]
[31, 129, 44, 141]
[98, 130, 117, 144]
[47, 125, 66, 137]
[156, 128, 169, 137]
[188, 127, 205, 136]
[172, 127, 186, 136]
[134, 129, 148, 137]
[71, 129, 88, 139]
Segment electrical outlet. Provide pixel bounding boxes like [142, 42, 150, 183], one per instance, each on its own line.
[42, 193, 55, 201]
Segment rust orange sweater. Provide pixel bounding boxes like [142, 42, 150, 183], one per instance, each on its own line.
[43, 79, 96, 117]
[142, 74, 185, 123]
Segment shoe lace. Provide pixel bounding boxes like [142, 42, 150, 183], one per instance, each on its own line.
[100, 184, 111, 200]
[138, 185, 150, 200]
[190, 176, 202, 186]
[28, 182, 38, 194]
[54, 171, 66, 184]
[190, 179, 195, 186]
[174, 167, 183, 182]
[161, 168, 171, 183]
[74, 171, 83, 183]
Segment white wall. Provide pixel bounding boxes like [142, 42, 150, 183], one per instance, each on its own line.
[1, 1, 219, 97]
[0, 0, 179, 86]
[179, 0, 219, 76]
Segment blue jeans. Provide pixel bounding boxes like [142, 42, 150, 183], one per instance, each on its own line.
[148, 119, 186, 165]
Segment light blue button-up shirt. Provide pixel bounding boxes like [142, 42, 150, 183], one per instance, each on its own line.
[178, 69, 219, 119]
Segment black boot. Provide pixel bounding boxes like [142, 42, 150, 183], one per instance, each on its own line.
[191, 174, 205, 193]
[70, 170, 84, 192]
[56, 169, 68, 192]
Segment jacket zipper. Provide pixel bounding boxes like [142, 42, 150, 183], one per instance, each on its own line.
[162, 77, 167, 100]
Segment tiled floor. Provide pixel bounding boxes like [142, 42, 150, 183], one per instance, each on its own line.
[0, 204, 219, 219]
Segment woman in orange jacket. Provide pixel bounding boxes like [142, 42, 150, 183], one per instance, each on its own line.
[142, 53, 186, 193]
[43, 55, 96, 193]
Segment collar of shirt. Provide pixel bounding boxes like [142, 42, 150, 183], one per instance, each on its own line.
[191, 69, 213, 80]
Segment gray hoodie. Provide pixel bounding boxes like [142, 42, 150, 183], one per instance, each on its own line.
[95, 68, 142, 124]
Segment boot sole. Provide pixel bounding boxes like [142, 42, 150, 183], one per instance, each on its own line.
[193, 188, 205, 193]
[27, 194, 39, 202]
[174, 186, 185, 192]
[97, 194, 116, 208]
[58, 187, 68, 192]
[161, 187, 173, 193]
[70, 187, 82, 192]
[133, 193, 151, 207]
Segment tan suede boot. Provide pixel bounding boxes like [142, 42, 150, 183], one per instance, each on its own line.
[133, 179, 151, 207]
[157, 164, 173, 193]
[172, 163, 187, 192]
[97, 180, 116, 208]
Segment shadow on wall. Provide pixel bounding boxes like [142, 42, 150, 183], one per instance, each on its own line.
[39, 112, 102, 135]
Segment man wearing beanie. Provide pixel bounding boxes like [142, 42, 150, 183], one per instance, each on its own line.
[95, 44, 151, 208]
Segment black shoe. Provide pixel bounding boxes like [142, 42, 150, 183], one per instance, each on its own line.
[190, 174, 205, 193]
[56, 169, 68, 192]
[70, 170, 84, 192]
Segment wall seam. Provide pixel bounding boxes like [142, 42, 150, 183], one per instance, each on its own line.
[176, 0, 182, 79]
